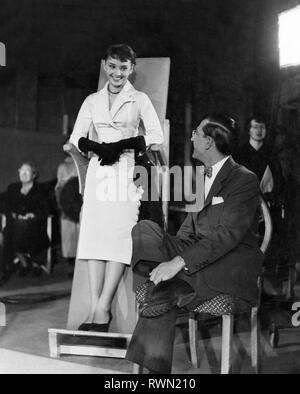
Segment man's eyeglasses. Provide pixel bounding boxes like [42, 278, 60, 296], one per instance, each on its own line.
[192, 129, 201, 137]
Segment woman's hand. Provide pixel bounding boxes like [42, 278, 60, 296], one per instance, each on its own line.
[78, 138, 122, 166]
[63, 143, 72, 152]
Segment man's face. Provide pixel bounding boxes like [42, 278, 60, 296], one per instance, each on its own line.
[103, 57, 134, 90]
[191, 119, 211, 161]
[249, 120, 266, 142]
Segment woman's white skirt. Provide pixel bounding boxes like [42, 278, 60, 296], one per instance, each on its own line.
[76, 156, 142, 265]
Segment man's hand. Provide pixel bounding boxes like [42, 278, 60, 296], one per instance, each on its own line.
[149, 256, 186, 285]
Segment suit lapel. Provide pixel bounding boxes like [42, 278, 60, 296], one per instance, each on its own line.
[203, 157, 236, 209]
[110, 81, 136, 120]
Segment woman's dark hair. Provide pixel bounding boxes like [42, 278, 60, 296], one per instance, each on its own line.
[103, 44, 136, 65]
[201, 113, 238, 155]
[19, 161, 39, 179]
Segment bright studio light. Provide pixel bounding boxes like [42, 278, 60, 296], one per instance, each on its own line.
[278, 6, 300, 68]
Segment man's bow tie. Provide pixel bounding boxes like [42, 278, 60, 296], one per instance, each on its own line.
[204, 166, 213, 178]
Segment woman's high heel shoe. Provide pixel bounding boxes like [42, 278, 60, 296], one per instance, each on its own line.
[89, 311, 112, 333]
[78, 323, 92, 331]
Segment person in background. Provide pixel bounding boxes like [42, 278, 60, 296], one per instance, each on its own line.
[234, 115, 284, 205]
[55, 141, 80, 277]
[235, 116, 286, 293]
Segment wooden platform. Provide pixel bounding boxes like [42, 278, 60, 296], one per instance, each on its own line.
[49, 328, 132, 360]
[0, 348, 124, 374]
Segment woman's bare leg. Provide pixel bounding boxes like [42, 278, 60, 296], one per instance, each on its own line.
[93, 261, 126, 324]
[85, 259, 106, 323]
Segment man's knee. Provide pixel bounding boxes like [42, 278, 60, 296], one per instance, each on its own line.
[132, 220, 164, 243]
[133, 219, 161, 234]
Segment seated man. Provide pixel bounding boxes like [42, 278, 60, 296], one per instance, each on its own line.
[126, 113, 264, 374]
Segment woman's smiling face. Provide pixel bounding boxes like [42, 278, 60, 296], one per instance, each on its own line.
[103, 56, 134, 91]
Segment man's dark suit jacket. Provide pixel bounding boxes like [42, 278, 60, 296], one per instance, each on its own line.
[177, 157, 264, 304]
[132, 157, 264, 305]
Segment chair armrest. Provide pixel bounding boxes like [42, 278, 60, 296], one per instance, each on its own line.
[150, 144, 168, 167]
[260, 197, 272, 254]
[64, 143, 89, 196]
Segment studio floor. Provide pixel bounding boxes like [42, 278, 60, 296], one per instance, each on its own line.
[0, 260, 300, 374]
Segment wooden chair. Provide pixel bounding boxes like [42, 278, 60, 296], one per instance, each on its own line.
[188, 197, 272, 374]
[48, 58, 170, 362]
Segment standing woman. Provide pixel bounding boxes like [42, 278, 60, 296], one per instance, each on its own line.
[68, 44, 163, 331]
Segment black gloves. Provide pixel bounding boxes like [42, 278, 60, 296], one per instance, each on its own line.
[78, 136, 146, 166]
[78, 138, 121, 166]
[112, 136, 146, 156]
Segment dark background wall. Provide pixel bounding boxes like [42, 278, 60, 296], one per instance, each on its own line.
[0, 0, 297, 190]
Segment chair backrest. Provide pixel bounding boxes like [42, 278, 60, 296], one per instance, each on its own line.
[259, 197, 272, 254]
[64, 143, 89, 196]
[97, 57, 171, 169]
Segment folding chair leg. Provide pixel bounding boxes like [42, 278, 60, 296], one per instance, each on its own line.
[251, 306, 261, 373]
[221, 314, 234, 374]
[132, 363, 143, 374]
[49, 331, 60, 358]
[188, 313, 200, 368]
[0, 302, 6, 326]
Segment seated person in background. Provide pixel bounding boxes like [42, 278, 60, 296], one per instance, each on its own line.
[234, 115, 284, 205]
[126, 113, 264, 374]
[1, 161, 50, 279]
[55, 143, 80, 276]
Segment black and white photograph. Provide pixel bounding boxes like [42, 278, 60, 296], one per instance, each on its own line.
[0, 0, 300, 377]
